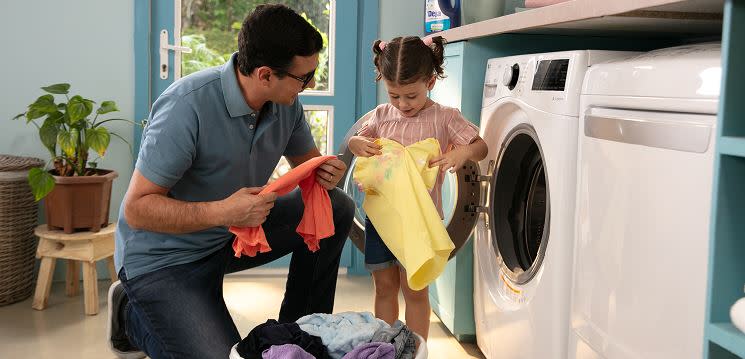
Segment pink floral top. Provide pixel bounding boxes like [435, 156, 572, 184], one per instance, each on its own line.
[357, 102, 479, 216]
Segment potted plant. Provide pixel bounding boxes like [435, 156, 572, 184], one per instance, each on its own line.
[12, 83, 135, 233]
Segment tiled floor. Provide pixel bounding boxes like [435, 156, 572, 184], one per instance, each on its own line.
[0, 274, 484, 358]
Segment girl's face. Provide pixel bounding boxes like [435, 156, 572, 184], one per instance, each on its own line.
[383, 76, 436, 117]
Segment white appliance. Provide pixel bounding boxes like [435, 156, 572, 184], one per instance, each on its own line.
[568, 43, 722, 359]
[474, 50, 636, 359]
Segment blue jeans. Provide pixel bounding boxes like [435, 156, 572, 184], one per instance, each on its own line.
[118, 188, 354, 359]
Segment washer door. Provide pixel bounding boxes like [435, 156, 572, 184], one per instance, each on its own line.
[336, 111, 481, 258]
[489, 124, 550, 285]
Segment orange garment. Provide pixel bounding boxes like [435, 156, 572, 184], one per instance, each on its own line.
[229, 155, 337, 258]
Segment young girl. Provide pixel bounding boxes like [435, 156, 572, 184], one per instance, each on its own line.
[348, 36, 488, 339]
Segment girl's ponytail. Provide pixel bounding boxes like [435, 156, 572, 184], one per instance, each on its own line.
[428, 36, 446, 80]
[372, 39, 385, 80]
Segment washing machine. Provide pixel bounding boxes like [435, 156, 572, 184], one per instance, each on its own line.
[473, 50, 636, 359]
[568, 43, 721, 359]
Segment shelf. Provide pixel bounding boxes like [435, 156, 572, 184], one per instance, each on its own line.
[720, 137, 745, 158]
[709, 323, 745, 357]
[434, 0, 724, 42]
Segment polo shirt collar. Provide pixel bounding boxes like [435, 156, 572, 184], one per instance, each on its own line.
[221, 52, 261, 118]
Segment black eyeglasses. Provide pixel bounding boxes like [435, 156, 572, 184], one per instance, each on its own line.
[272, 68, 316, 88]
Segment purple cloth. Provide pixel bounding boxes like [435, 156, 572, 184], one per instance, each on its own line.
[237, 319, 330, 359]
[342, 342, 395, 359]
[262, 344, 316, 359]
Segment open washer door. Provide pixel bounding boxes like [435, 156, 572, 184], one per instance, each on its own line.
[336, 110, 482, 259]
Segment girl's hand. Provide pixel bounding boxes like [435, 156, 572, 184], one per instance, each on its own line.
[430, 147, 469, 173]
[349, 136, 382, 157]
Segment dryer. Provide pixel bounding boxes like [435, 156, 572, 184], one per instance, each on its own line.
[474, 50, 636, 359]
[568, 43, 721, 359]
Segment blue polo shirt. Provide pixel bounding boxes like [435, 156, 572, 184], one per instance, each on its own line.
[115, 53, 316, 279]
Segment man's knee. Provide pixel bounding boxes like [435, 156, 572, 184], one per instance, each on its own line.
[329, 188, 354, 225]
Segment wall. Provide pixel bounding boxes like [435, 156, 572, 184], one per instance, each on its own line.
[0, 0, 134, 280]
[376, 0, 425, 103]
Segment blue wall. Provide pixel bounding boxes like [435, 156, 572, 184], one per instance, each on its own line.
[0, 0, 135, 220]
[377, 0, 425, 104]
[0, 0, 135, 281]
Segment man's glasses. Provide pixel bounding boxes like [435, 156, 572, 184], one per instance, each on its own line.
[272, 68, 316, 88]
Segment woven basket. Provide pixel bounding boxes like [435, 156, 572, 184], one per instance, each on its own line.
[0, 154, 44, 306]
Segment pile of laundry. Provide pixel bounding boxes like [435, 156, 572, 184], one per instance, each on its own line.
[230, 312, 421, 359]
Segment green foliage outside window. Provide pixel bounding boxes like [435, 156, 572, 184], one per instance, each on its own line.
[181, 0, 330, 91]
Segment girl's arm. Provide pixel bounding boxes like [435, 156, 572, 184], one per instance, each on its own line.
[430, 136, 488, 173]
[463, 136, 488, 161]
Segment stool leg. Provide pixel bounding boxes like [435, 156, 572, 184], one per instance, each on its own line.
[106, 257, 118, 283]
[32, 257, 56, 311]
[82, 261, 99, 315]
[66, 260, 79, 296]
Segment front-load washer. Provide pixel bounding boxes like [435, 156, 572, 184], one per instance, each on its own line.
[473, 50, 637, 359]
[568, 43, 721, 359]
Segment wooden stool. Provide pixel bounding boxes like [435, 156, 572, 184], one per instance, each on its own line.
[31, 224, 117, 315]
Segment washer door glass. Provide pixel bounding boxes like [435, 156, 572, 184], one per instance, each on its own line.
[490, 125, 550, 285]
[337, 111, 481, 259]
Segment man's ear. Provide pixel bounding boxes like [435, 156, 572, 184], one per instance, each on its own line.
[255, 66, 273, 86]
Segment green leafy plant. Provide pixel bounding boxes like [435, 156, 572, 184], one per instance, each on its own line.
[12, 83, 136, 201]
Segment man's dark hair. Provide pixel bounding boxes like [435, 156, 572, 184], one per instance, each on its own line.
[237, 4, 323, 76]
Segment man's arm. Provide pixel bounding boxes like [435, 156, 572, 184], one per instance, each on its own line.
[123, 169, 276, 233]
[286, 147, 347, 190]
[286, 147, 323, 167]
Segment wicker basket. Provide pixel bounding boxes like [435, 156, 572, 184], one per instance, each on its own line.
[0, 154, 44, 306]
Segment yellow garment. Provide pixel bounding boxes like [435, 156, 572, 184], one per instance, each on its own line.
[354, 138, 454, 290]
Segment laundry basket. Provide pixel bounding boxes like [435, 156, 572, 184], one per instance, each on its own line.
[0, 155, 44, 306]
[229, 333, 428, 358]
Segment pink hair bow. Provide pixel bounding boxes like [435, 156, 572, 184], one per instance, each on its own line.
[422, 37, 433, 46]
[378, 41, 387, 51]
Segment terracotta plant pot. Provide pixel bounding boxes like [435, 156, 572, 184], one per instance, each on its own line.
[44, 169, 118, 233]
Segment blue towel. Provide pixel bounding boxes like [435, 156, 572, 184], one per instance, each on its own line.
[297, 312, 389, 359]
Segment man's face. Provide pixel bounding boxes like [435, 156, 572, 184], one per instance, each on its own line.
[270, 53, 319, 105]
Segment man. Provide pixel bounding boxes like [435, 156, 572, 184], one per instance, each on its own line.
[108, 5, 354, 359]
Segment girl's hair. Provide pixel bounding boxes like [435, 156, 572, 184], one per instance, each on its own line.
[372, 36, 446, 85]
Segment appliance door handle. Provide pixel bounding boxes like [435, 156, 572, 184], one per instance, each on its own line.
[584, 110, 714, 153]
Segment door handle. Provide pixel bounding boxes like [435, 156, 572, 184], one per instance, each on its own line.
[584, 113, 713, 153]
[159, 29, 192, 80]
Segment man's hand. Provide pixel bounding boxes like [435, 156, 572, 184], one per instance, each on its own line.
[219, 187, 277, 227]
[348, 136, 382, 157]
[316, 158, 347, 190]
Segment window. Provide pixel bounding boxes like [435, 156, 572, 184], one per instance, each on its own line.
[179, 0, 333, 92]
